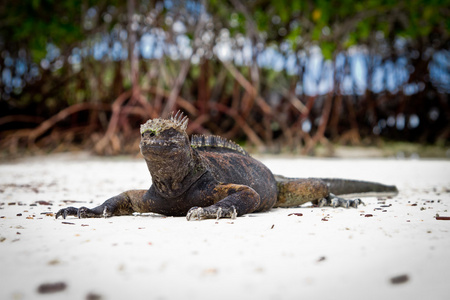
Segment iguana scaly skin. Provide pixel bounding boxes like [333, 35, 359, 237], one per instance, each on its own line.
[56, 112, 398, 221]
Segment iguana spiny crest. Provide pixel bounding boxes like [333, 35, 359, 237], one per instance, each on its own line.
[140, 111, 189, 136]
[190, 134, 248, 156]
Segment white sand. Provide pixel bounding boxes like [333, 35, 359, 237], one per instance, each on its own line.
[0, 153, 449, 300]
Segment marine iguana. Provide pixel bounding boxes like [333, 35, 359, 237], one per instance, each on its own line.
[55, 111, 398, 221]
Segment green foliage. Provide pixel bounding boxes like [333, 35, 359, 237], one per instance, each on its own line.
[0, 0, 448, 152]
[0, 0, 130, 62]
[206, 0, 449, 58]
[1, 0, 85, 62]
[321, 42, 336, 60]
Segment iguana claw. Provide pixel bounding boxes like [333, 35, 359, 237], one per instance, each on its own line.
[186, 205, 237, 221]
[318, 194, 364, 208]
[55, 206, 104, 219]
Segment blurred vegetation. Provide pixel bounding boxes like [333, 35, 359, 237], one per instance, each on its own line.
[0, 0, 449, 156]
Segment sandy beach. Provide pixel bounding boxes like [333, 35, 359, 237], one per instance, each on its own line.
[1, 153, 449, 300]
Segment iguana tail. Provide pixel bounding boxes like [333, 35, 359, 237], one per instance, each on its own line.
[273, 175, 398, 208]
[318, 178, 398, 198]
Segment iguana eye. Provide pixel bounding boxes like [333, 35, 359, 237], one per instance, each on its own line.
[142, 131, 157, 138]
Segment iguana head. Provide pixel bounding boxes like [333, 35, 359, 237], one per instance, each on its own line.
[139, 111, 190, 158]
[139, 111, 204, 196]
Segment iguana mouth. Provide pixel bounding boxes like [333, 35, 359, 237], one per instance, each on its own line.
[140, 137, 186, 158]
[144, 139, 175, 146]
[141, 139, 182, 151]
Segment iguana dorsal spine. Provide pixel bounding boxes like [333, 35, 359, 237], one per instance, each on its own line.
[191, 134, 248, 156]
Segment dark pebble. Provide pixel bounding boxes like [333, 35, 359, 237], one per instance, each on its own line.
[390, 274, 409, 284]
[37, 282, 67, 294]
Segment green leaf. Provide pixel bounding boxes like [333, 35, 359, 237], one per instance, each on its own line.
[32, 0, 41, 10]
[321, 42, 336, 60]
[357, 21, 371, 40]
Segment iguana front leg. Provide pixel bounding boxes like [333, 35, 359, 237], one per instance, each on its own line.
[55, 190, 147, 219]
[186, 183, 261, 221]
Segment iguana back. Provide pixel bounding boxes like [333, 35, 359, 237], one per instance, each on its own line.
[192, 136, 278, 212]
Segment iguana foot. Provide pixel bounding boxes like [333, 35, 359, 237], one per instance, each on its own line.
[55, 206, 110, 219]
[186, 205, 237, 221]
[317, 194, 364, 208]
